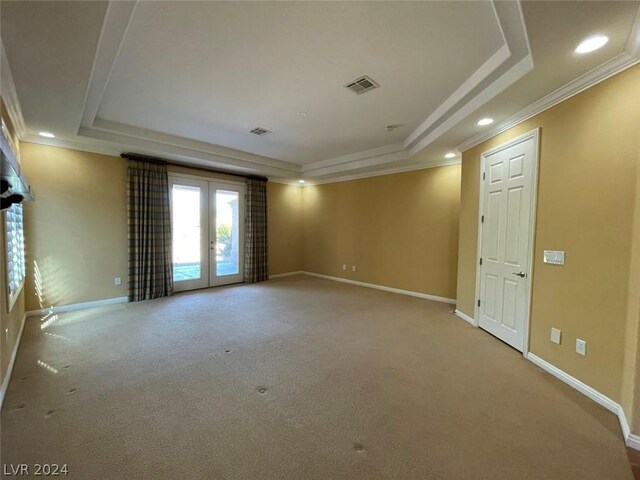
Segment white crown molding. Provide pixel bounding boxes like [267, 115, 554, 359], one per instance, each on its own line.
[79, 1, 138, 130]
[22, 134, 124, 158]
[0, 39, 27, 138]
[458, 3, 640, 153]
[457, 53, 640, 152]
[6, 1, 639, 186]
[302, 143, 405, 172]
[74, 0, 530, 182]
[301, 158, 461, 186]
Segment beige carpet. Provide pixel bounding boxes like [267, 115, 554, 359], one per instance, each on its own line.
[1, 275, 633, 479]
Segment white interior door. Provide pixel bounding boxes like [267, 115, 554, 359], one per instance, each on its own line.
[209, 183, 245, 287]
[170, 178, 209, 292]
[477, 132, 538, 351]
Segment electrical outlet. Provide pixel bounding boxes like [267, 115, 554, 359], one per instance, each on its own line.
[352, 265, 357, 272]
[342, 264, 346, 271]
[550, 328, 561, 345]
[114, 277, 122, 286]
[576, 339, 587, 356]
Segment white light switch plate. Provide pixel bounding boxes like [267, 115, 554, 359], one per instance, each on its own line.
[551, 328, 561, 345]
[544, 250, 565, 265]
[114, 277, 122, 286]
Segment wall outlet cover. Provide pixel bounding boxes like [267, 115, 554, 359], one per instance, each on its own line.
[352, 266, 357, 272]
[576, 338, 587, 356]
[551, 328, 561, 345]
[115, 277, 122, 286]
[342, 264, 346, 271]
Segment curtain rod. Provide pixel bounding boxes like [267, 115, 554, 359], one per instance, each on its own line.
[120, 152, 269, 182]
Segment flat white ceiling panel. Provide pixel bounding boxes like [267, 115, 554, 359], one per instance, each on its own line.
[96, 1, 503, 164]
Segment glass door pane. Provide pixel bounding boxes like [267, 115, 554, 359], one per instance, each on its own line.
[210, 184, 245, 286]
[170, 179, 209, 291]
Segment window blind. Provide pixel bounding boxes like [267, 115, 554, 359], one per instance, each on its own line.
[5, 203, 25, 305]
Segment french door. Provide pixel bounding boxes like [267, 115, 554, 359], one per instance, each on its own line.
[169, 175, 245, 292]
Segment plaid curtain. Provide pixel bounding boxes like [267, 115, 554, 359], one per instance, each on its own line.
[127, 160, 173, 301]
[244, 178, 268, 283]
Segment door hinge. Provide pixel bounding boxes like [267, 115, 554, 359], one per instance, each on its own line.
[482, 172, 486, 180]
[479, 257, 483, 265]
[477, 299, 481, 307]
[481, 215, 484, 223]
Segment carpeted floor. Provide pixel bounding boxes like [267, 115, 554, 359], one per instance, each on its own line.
[0, 275, 634, 479]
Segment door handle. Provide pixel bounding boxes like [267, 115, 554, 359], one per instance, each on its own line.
[512, 271, 526, 278]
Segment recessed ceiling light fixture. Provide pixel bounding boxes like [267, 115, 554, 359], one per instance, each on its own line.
[477, 118, 494, 126]
[445, 152, 456, 159]
[575, 34, 608, 54]
[39, 131, 55, 138]
[297, 112, 308, 116]
[298, 180, 305, 184]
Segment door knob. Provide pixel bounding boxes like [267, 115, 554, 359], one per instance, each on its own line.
[512, 271, 526, 278]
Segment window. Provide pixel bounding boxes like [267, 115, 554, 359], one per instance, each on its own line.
[5, 203, 25, 310]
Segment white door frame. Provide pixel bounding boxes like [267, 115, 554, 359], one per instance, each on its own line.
[472, 128, 540, 356]
[169, 176, 210, 292]
[168, 173, 247, 290]
[209, 182, 246, 287]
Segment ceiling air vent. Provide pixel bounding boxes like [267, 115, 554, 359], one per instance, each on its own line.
[250, 127, 271, 136]
[345, 75, 380, 95]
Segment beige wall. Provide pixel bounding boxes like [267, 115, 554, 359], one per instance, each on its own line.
[18, 144, 303, 311]
[268, 182, 303, 275]
[456, 64, 640, 406]
[21, 143, 129, 312]
[302, 165, 461, 299]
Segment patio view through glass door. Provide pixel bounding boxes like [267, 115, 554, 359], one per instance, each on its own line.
[170, 175, 245, 292]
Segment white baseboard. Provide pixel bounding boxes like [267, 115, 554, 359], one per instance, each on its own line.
[527, 352, 639, 451]
[26, 296, 128, 317]
[628, 433, 640, 451]
[301, 271, 456, 305]
[0, 313, 27, 409]
[454, 309, 475, 325]
[527, 353, 619, 413]
[269, 271, 304, 279]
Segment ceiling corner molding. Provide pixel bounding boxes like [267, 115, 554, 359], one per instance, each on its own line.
[78, 125, 301, 178]
[458, 3, 640, 152]
[301, 0, 532, 180]
[79, 0, 138, 129]
[21, 134, 123, 158]
[0, 39, 27, 138]
[626, 3, 640, 58]
[457, 52, 640, 152]
[306, 158, 461, 186]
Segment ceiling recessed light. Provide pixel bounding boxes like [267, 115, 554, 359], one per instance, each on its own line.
[445, 152, 456, 159]
[297, 111, 308, 116]
[298, 180, 305, 184]
[575, 35, 608, 54]
[477, 118, 494, 126]
[39, 131, 55, 138]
